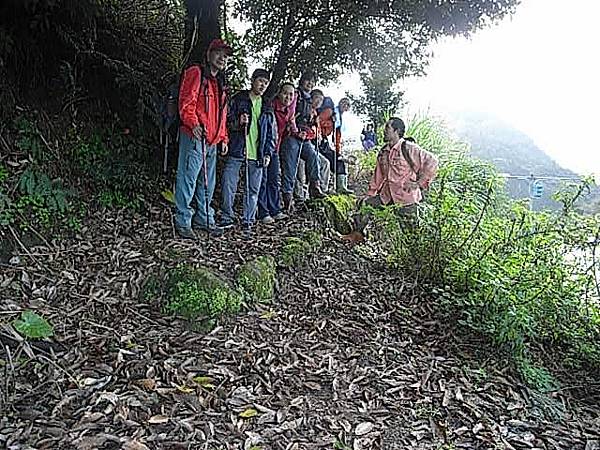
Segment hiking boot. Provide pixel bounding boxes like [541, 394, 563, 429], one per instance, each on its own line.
[175, 226, 195, 240]
[217, 217, 235, 229]
[193, 223, 225, 238]
[336, 174, 354, 195]
[282, 193, 294, 213]
[309, 181, 326, 200]
[273, 212, 288, 221]
[260, 216, 275, 224]
[241, 225, 253, 240]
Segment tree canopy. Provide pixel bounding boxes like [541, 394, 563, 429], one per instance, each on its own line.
[233, 0, 519, 97]
[1, 0, 519, 126]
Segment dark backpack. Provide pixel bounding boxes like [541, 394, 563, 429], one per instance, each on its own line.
[401, 137, 417, 175]
[295, 89, 313, 131]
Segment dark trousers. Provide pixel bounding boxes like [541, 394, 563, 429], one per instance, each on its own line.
[258, 152, 281, 219]
[353, 195, 417, 232]
[318, 140, 346, 175]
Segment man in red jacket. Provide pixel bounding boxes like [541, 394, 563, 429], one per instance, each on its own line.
[174, 39, 231, 239]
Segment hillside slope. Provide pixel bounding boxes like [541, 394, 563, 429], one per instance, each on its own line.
[2, 206, 599, 449]
[450, 111, 594, 211]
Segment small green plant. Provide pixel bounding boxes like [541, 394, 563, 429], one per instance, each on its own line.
[237, 256, 276, 303]
[13, 167, 80, 230]
[356, 149, 378, 173]
[323, 194, 356, 234]
[165, 266, 242, 320]
[98, 189, 142, 210]
[13, 310, 54, 339]
[517, 357, 558, 392]
[142, 274, 162, 301]
[15, 117, 45, 161]
[334, 439, 351, 450]
[279, 231, 322, 268]
[0, 164, 8, 183]
[0, 191, 14, 226]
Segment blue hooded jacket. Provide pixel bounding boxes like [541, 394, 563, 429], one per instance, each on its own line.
[227, 90, 277, 165]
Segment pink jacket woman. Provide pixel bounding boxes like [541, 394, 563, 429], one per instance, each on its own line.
[367, 138, 438, 206]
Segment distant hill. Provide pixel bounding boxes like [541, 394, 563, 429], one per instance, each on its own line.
[448, 111, 595, 212]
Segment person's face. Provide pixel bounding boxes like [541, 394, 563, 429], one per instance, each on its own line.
[251, 77, 269, 96]
[208, 49, 229, 71]
[301, 78, 315, 92]
[384, 121, 397, 142]
[278, 85, 295, 106]
[312, 95, 324, 109]
[340, 101, 351, 113]
[367, 124, 373, 132]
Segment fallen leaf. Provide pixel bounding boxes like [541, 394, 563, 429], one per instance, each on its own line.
[442, 387, 452, 407]
[193, 376, 215, 389]
[137, 378, 156, 391]
[260, 310, 275, 320]
[161, 189, 175, 203]
[148, 414, 169, 424]
[175, 383, 194, 393]
[455, 387, 464, 402]
[123, 440, 151, 450]
[239, 408, 259, 419]
[355, 421, 374, 436]
[472, 423, 484, 434]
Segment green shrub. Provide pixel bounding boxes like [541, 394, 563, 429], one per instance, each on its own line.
[165, 266, 242, 320]
[279, 231, 322, 268]
[365, 114, 600, 384]
[237, 256, 276, 303]
[11, 167, 79, 230]
[322, 194, 356, 234]
[70, 131, 155, 211]
[15, 117, 46, 161]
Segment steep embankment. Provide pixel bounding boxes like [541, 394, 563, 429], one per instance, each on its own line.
[1, 204, 599, 450]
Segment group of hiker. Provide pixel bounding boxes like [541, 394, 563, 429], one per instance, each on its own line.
[174, 38, 439, 240]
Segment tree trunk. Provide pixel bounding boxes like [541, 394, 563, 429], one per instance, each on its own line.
[184, 0, 222, 66]
[264, 13, 296, 100]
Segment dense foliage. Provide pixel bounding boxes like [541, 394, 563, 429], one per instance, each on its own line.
[363, 116, 600, 387]
[0, 0, 186, 124]
[234, 0, 519, 96]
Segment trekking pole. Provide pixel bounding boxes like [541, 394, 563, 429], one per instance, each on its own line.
[334, 131, 338, 193]
[244, 121, 250, 225]
[296, 134, 306, 201]
[201, 134, 210, 239]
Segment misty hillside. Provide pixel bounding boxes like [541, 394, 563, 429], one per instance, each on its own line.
[449, 111, 594, 212]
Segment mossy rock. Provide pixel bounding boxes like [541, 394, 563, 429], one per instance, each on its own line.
[237, 255, 276, 303]
[278, 231, 322, 268]
[164, 265, 242, 320]
[322, 194, 356, 234]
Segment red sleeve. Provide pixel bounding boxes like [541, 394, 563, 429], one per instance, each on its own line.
[287, 91, 298, 134]
[178, 66, 201, 130]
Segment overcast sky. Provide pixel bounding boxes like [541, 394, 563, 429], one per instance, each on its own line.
[325, 0, 600, 176]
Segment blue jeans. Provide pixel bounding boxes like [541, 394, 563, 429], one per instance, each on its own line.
[258, 152, 281, 218]
[174, 133, 217, 230]
[221, 157, 264, 226]
[280, 136, 320, 194]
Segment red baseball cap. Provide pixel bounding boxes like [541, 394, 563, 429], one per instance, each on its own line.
[207, 38, 233, 56]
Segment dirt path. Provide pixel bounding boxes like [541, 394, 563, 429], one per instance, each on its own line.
[1, 206, 599, 450]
